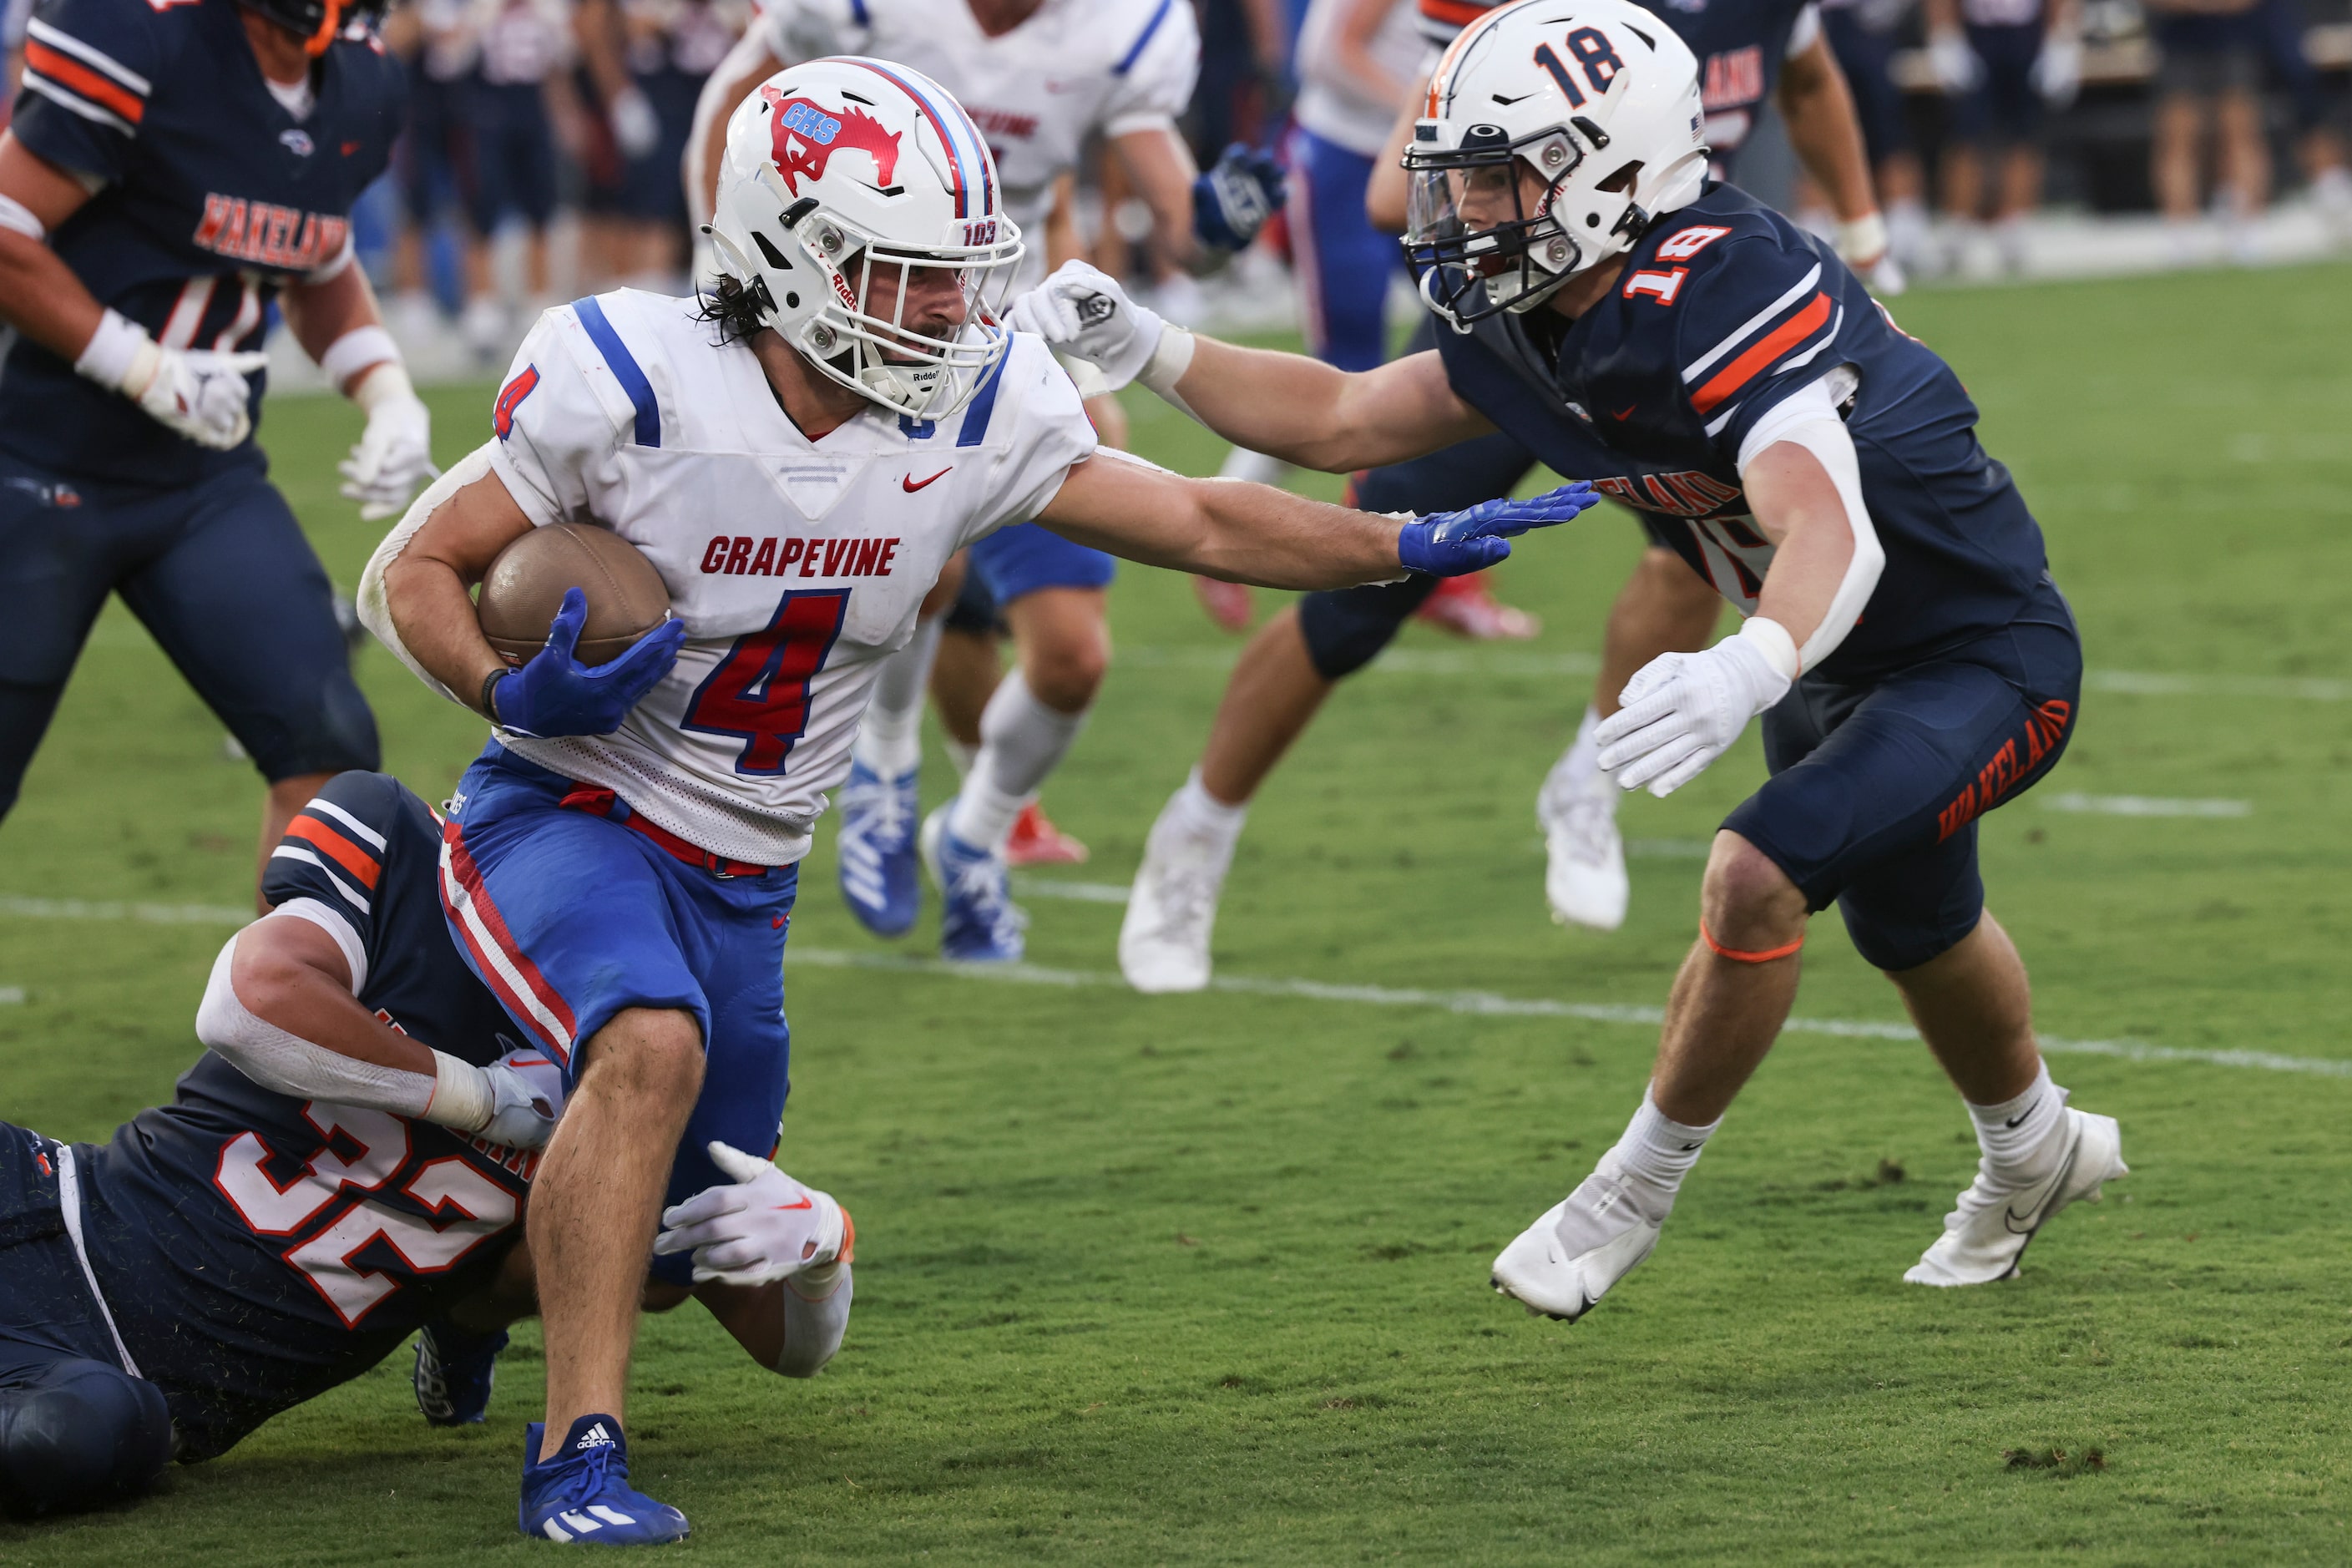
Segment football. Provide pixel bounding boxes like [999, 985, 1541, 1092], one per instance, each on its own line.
[476, 522, 673, 667]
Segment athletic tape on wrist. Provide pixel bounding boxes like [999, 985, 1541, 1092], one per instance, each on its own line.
[1736, 615, 1801, 682]
[1836, 211, 1889, 266]
[73, 308, 151, 391]
[321, 325, 402, 398]
[1699, 919, 1805, 964]
[0, 192, 47, 243]
[424, 1049, 494, 1133]
[1137, 325, 1200, 419]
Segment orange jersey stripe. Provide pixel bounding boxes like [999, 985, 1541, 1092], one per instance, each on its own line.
[1418, 0, 1493, 25]
[23, 42, 144, 125]
[286, 815, 383, 890]
[1690, 292, 1834, 417]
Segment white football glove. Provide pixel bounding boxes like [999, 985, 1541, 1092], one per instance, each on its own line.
[1005, 260, 1166, 392]
[129, 341, 268, 449]
[425, 1042, 565, 1149]
[609, 85, 661, 159]
[338, 382, 438, 522]
[653, 1141, 848, 1287]
[1596, 624, 1796, 798]
[2031, 37, 2083, 109]
[1928, 29, 1984, 95]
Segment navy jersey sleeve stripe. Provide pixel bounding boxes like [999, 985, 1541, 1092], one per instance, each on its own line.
[1115, 0, 1176, 73]
[1681, 261, 1822, 383]
[23, 18, 151, 93]
[955, 352, 1009, 448]
[570, 296, 661, 448]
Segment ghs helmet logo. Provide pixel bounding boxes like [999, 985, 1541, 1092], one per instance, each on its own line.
[761, 86, 903, 195]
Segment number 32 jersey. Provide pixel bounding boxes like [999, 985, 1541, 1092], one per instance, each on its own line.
[481, 290, 1098, 865]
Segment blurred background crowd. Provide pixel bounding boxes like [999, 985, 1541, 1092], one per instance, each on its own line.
[4, 0, 2348, 377]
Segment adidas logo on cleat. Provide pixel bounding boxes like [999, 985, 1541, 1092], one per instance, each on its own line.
[574, 1421, 617, 1451]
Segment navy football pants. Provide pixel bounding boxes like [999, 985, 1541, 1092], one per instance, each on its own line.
[1727, 579, 2082, 972]
[0, 453, 381, 819]
[0, 1126, 171, 1518]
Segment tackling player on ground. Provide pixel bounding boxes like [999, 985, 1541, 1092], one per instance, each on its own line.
[1120, 0, 1906, 991]
[0, 771, 851, 1524]
[1018, 0, 2123, 1320]
[691, 0, 1287, 961]
[0, 0, 440, 907]
[366, 56, 1587, 1541]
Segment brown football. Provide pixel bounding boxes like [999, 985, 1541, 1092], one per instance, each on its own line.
[477, 523, 673, 667]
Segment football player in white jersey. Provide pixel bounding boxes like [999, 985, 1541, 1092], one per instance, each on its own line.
[362, 58, 1588, 1541]
[686, 0, 1287, 963]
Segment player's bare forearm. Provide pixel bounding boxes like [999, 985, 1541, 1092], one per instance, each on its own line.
[1039, 452, 1405, 590]
[231, 917, 441, 1077]
[0, 132, 104, 360]
[1112, 126, 1210, 273]
[1171, 341, 1490, 473]
[1777, 38, 1876, 222]
[279, 263, 389, 389]
[382, 472, 536, 711]
[1743, 441, 1857, 655]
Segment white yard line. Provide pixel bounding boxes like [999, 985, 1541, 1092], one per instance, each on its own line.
[2041, 793, 2252, 818]
[1012, 878, 1133, 904]
[787, 947, 2352, 1080]
[0, 894, 251, 925]
[0, 987, 23, 1005]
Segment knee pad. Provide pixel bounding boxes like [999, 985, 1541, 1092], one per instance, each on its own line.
[1296, 578, 1437, 680]
[0, 1359, 171, 1518]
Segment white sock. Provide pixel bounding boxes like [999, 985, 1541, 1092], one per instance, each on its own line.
[948, 671, 1090, 850]
[852, 617, 942, 778]
[1965, 1062, 2066, 1181]
[1609, 1088, 1721, 1195]
[1164, 768, 1247, 846]
[943, 738, 978, 777]
[1561, 706, 1610, 795]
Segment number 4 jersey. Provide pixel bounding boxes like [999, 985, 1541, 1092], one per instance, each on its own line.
[453, 290, 1098, 866]
[68, 771, 534, 1461]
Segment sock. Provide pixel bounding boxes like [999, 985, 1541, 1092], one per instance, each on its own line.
[851, 617, 943, 777]
[1609, 1088, 1721, 1195]
[943, 737, 978, 776]
[1165, 767, 1248, 847]
[1561, 705, 1609, 794]
[948, 671, 1090, 850]
[1965, 1062, 2066, 1181]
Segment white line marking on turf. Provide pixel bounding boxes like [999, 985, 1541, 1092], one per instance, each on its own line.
[787, 947, 2352, 1079]
[0, 894, 250, 925]
[0, 987, 23, 1005]
[1011, 877, 1133, 904]
[2041, 792, 2252, 818]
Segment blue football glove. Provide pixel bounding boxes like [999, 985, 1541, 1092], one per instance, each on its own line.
[491, 587, 685, 739]
[1396, 484, 1598, 577]
[1193, 143, 1285, 252]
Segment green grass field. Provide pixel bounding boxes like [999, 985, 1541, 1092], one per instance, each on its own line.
[4, 263, 2352, 1565]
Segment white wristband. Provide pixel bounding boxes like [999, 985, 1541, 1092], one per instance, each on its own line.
[423, 1048, 493, 1134]
[1737, 615, 1802, 681]
[321, 326, 403, 398]
[1835, 212, 1889, 266]
[1137, 324, 1200, 419]
[0, 192, 46, 243]
[74, 308, 153, 392]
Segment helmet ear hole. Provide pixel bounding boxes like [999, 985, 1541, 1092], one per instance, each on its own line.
[752, 231, 793, 271]
[1597, 160, 1644, 195]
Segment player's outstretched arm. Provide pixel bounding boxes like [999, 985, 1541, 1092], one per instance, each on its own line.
[1036, 448, 1594, 590]
[1010, 260, 1491, 473]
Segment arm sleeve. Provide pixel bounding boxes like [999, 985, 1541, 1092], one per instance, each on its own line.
[1734, 370, 1881, 672]
[1101, 0, 1201, 138]
[483, 309, 632, 529]
[9, 0, 163, 186]
[964, 341, 1100, 544]
[195, 930, 438, 1115]
[1672, 233, 1849, 460]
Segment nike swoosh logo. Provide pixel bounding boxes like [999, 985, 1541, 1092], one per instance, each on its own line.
[772, 1198, 815, 1211]
[1608, 405, 1637, 421]
[2004, 1105, 2036, 1129]
[903, 468, 951, 493]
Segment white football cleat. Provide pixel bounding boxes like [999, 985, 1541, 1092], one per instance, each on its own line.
[1904, 1107, 2127, 1287]
[1536, 754, 1628, 931]
[1491, 1156, 1672, 1321]
[1118, 791, 1238, 994]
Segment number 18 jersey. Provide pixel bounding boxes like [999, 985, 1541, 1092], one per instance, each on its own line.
[478, 290, 1098, 866]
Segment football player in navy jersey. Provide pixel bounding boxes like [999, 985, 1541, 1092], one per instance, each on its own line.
[1019, 0, 2126, 1323]
[0, 770, 856, 1525]
[1120, 0, 1908, 992]
[0, 0, 442, 908]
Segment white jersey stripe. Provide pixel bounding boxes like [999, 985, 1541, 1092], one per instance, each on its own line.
[305, 796, 392, 851]
[19, 74, 133, 137]
[1681, 262, 1822, 382]
[25, 18, 154, 94]
[437, 832, 577, 1062]
[1701, 304, 1843, 438]
[270, 844, 373, 913]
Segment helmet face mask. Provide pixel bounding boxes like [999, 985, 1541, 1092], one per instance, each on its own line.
[1400, 1, 1708, 331]
[708, 60, 1025, 421]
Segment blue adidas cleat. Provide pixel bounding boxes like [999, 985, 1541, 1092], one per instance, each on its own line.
[921, 805, 1027, 963]
[836, 760, 921, 937]
[413, 1319, 508, 1426]
[518, 1415, 689, 1545]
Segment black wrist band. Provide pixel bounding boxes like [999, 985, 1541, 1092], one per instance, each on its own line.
[479, 667, 509, 722]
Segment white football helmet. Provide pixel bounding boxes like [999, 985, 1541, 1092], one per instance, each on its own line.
[707, 57, 1024, 419]
[1404, 0, 1707, 326]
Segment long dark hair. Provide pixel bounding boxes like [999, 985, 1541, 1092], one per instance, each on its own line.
[694, 274, 775, 347]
